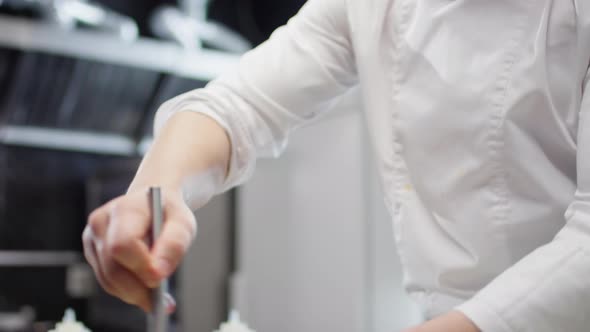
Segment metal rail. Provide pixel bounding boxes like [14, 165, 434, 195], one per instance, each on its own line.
[0, 125, 138, 156]
[0, 14, 240, 81]
[0, 250, 81, 267]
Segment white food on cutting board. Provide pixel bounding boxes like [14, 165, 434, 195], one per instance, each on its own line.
[49, 308, 254, 332]
[214, 310, 255, 332]
[49, 309, 91, 332]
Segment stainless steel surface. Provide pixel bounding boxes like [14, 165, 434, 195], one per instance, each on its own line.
[149, 187, 169, 332]
[0, 250, 80, 267]
[0, 14, 240, 81]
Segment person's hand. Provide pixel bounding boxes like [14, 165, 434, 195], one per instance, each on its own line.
[82, 186, 197, 312]
[401, 310, 480, 332]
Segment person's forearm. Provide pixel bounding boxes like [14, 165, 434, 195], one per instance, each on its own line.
[404, 311, 480, 332]
[128, 112, 231, 209]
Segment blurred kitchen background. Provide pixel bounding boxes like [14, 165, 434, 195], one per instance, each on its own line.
[0, 1, 423, 331]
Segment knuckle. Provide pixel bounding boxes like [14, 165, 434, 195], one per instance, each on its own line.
[88, 209, 102, 224]
[106, 239, 132, 258]
[88, 220, 102, 236]
[166, 238, 187, 258]
[88, 211, 105, 231]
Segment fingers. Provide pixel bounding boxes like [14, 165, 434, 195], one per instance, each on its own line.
[96, 241, 152, 311]
[82, 188, 195, 313]
[83, 227, 117, 295]
[84, 221, 152, 311]
[106, 199, 159, 287]
[151, 209, 197, 278]
[87, 205, 109, 238]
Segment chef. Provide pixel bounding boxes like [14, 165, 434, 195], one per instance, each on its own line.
[82, 0, 590, 331]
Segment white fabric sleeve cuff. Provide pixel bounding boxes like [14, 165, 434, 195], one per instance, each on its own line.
[455, 298, 513, 332]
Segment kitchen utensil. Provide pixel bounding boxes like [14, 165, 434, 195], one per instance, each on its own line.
[148, 187, 168, 332]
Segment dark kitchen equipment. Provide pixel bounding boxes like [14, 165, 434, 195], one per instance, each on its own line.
[0, 4, 239, 331]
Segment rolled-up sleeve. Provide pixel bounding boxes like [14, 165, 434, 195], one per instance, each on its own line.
[456, 71, 590, 331]
[153, 0, 357, 194]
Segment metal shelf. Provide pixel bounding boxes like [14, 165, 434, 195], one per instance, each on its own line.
[0, 125, 139, 156]
[0, 15, 240, 155]
[0, 250, 81, 267]
[0, 14, 241, 81]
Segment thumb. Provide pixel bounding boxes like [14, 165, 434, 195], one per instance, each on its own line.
[151, 216, 197, 278]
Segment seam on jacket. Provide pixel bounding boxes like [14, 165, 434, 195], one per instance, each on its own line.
[389, 0, 414, 201]
[388, 0, 415, 287]
[486, 2, 532, 235]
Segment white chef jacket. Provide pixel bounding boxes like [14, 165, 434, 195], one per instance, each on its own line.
[154, 0, 590, 331]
